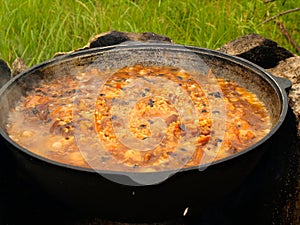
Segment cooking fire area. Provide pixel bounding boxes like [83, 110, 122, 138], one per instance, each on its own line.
[0, 32, 299, 225]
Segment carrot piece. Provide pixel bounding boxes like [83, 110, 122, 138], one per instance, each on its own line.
[198, 135, 210, 145]
[194, 149, 203, 163]
[116, 83, 121, 89]
[245, 130, 255, 139]
[50, 106, 62, 117]
[25, 96, 42, 107]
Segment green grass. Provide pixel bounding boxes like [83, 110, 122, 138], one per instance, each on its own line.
[0, 0, 299, 67]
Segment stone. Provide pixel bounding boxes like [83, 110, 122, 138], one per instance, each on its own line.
[267, 56, 300, 83]
[11, 57, 28, 77]
[218, 33, 294, 69]
[54, 30, 173, 57]
[268, 56, 300, 133]
[0, 59, 11, 87]
[88, 30, 173, 48]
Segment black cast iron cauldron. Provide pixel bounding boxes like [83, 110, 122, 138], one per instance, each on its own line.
[0, 43, 291, 222]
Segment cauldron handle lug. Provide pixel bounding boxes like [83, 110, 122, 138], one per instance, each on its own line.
[270, 74, 292, 90]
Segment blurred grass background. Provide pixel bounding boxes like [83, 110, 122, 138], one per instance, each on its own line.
[0, 0, 299, 67]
